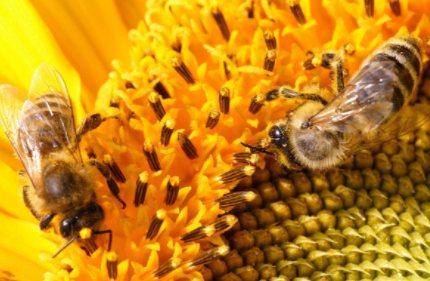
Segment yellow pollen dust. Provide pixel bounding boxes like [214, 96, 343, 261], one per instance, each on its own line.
[107, 251, 118, 262]
[79, 228, 92, 239]
[156, 209, 167, 220]
[139, 171, 149, 183]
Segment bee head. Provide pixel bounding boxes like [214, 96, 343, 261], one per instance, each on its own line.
[59, 202, 104, 238]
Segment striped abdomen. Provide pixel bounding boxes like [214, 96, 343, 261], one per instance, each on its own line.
[360, 34, 423, 111]
[18, 93, 73, 157]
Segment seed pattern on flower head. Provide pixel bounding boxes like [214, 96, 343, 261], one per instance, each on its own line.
[12, 0, 430, 280]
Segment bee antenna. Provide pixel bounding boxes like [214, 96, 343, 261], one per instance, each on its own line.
[240, 142, 275, 156]
[52, 235, 78, 258]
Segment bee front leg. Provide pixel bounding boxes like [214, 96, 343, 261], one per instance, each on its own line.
[40, 213, 56, 230]
[76, 113, 119, 144]
[266, 87, 328, 105]
[88, 160, 126, 209]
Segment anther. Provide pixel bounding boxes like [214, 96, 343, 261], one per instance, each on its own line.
[264, 50, 277, 72]
[216, 191, 257, 207]
[146, 209, 166, 240]
[85, 147, 96, 159]
[134, 172, 148, 207]
[165, 176, 180, 205]
[389, 0, 401, 16]
[343, 43, 356, 55]
[171, 57, 195, 84]
[210, 2, 231, 41]
[233, 152, 260, 165]
[247, 0, 254, 18]
[249, 94, 265, 114]
[154, 81, 171, 99]
[110, 99, 120, 108]
[148, 92, 166, 121]
[128, 111, 136, 120]
[143, 140, 162, 172]
[263, 30, 277, 50]
[287, 0, 306, 25]
[125, 81, 135, 89]
[205, 110, 221, 129]
[217, 165, 256, 184]
[178, 133, 198, 159]
[107, 251, 118, 281]
[153, 258, 182, 279]
[365, 0, 374, 17]
[160, 119, 176, 146]
[223, 53, 236, 80]
[79, 228, 98, 255]
[181, 215, 237, 242]
[186, 246, 229, 268]
[219, 87, 231, 114]
[103, 154, 126, 183]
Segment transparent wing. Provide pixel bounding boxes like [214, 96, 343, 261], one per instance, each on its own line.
[29, 63, 82, 162]
[0, 84, 40, 189]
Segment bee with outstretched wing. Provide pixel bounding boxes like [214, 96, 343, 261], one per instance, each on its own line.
[0, 64, 125, 257]
[239, 34, 430, 172]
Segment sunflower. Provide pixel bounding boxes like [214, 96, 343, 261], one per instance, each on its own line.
[1, 0, 430, 281]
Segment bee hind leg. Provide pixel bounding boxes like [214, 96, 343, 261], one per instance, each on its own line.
[266, 87, 328, 105]
[76, 113, 119, 144]
[88, 160, 126, 209]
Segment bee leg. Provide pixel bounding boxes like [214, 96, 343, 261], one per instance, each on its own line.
[334, 59, 345, 94]
[40, 213, 56, 230]
[266, 87, 328, 105]
[93, 229, 113, 251]
[88, 160, 126, 209]
[23, 185, 41, 219]
[76, 113, 119, 144]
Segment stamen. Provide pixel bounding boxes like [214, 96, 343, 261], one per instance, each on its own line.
[85, 147, 96, 159]
[146, 209, 166, 240]
[154, 81, 171, 99]
[107, 251, 118, 281]
[210, 2, 231, 41]
[160, 119, 176, 146]
[287, 0, 306, 25]
[103, 154, 126, 183]
[128, 111, 137, 120]
[181, 215, 237, 242]
[134, 172, 148, 207]
[223, 53, 236, 80]
[153, 258, 182, 279]
[343, 43, 356, 55]
[215, 191, 257, 208]
[205, 109, 221, 129]
[248, 138, 271, 153]
[186, 245, 229, 268]
[79, 228, 98, 255]
[263, 30, 277, 50]
[264, 50, 277, 72]
[143, 140, 162, 172]
[249, 93, 265, 114]
[148, 92, 166, 121]
[389, 0, 401, 16]
[171, 57, 195, 84]
[233, 152, 260, 165]
[219, 87, 230, 114]
[217, 165, 256, 184]
[125, 81, 135, 89]
[165, 176, 180, 205]
[365, 0, 374, 17]
[178, 133, 198, 159]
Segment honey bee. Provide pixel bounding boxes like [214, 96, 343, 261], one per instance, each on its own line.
[243, 34, 430, 171]
[0, 64, 125, 257]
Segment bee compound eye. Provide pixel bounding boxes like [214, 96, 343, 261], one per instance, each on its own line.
[269, 125, 283, 140]
[60, 217, 77, 238]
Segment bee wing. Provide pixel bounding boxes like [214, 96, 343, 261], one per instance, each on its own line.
[0, 84, 40, 188]
[28, 63, 82, 162]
